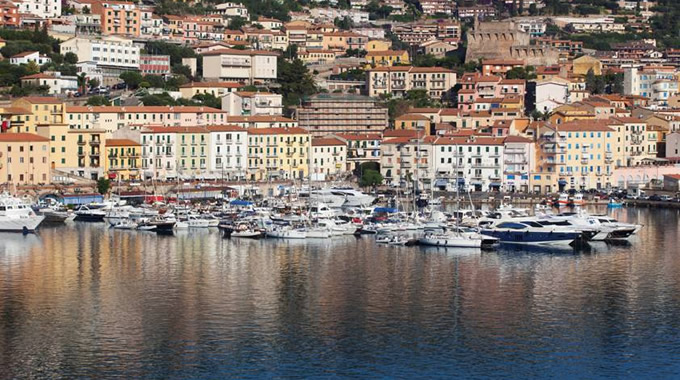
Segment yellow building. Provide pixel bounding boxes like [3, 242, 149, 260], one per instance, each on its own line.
[179, 82, 243, 99]
[36, 124, 106, 179]
[364, 39, 392, 52]
[572, 55, 602, 76]
[36, 123, 74, 170]
[534, 120, 615, 193]
[105, 139, 142, 181]
[11, 97, 65, 134]
[247, 127, 310, 181]
[549, 105, 596, 125]
[0, 133, 50, 186]
[394, 113, 430, 130]
[365, 50, 409, 67]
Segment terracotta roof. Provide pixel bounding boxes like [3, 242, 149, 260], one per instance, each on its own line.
[409, 66, 454, 73]
[247, 127, 308, 135]
[21, 73, 56, 79]
[482, 59, 524, 65]
[554, 120, 614, 132]
[499, 79, 526, 85]
[0, 107, 31, 115]
[611, 116, 646, 124]
[205, 125, 246, 132]
[10, 51, 38, 58]
[334, 133, 381, 141]
[505, 135, 532, 143]
[19, 97, 63, 104]
[383, 129, 422, 138]
[365, 50, 408, 57]
[408, 107, 441, 113]
[179, 81, 243, 89]
[143, 126, 208, 134]
[201, 48, 279, 56]
[312, 137, 345, 146]
[0, 133, 49, 142]
[66, 106, 225, 113]
[105, 139, 140, 147]
[227, 115, 294, 123]
[395, 113, 430, 121]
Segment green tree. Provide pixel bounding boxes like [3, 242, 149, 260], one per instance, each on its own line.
[192, 93, 221, 108]
[86, 96, 111, 106]
[77, 73, 87, 92]
[64, 52, 78, 64]
[83, 5, 90, 14]
[97, 177, 111, 195]
[359, 169, 383, 188]
[25, 61, 39, 74]
[119, 71, 143, 89]
[228, 16, 248, 29]
[87, 78, 100, 89]
[275, 58, 316, 109]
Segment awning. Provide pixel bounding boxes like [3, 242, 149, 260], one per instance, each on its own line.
[230, 200, 253, 206]
[489, 182, 501, 187]
[507, 174, 515, 180]
[434, 179, 448, 187]
[558, 180, 568, 185]
[458, 178, 465, 184]
[374, 207, 398, 214]
[470, 181, 482, 185]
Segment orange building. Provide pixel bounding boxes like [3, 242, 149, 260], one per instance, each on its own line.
[92, 1, 141, 37]
[0, 133, 51, 186]
[0, 0, 20, 27]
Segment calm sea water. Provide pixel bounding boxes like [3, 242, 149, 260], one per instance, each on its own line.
[1, 207, 680, 379]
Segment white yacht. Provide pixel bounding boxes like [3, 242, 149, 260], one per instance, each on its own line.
[329, 187, 376, 207]
[0, 193, 44, 232]
[298, 189, 346, 208]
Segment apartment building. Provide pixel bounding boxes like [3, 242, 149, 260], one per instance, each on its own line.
[431, 136, 505, 192]
[330, 133, 381, 172]
[35, 123, 106, 180]
[20, 73, 78, 95]
[606, 117, 655, 166]
[140, 126, 179, 180]
[365, 50, 410, 67]
[60, 36, 141, 83]
[481, 59, 525, 77]
[92, 1, 141, 37]
[105, 139, 142, 180]
[624, 66, 679, 106]
[11, 97, 65, 134]
[179, 82, 243, 99]
[13, 0, 60, 18]
[221, 92, 283, 116]
[296, 94, 389, 136]
[206, 125, 248, 180]
[202, 49, 278, 84]
[311, 137, 346, 179]
[247, 128, 311, 181]
[534, 120, 615, 193]
[9, 51, 51, 65]
[226, 115, 298, 129]
[66, 106, 228, 133]
[214, 2, 249, 18]
[367, 66, 456, 99]
[457, 73, 526, 111]
[0, 0, 20, 27]
[139, 55, 171, 75]
[0, 133, 50, 186]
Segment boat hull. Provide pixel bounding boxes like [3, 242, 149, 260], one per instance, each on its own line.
[480, 229, 580, 246]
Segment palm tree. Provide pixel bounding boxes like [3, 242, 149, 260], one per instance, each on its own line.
[77, 73, 87, 93]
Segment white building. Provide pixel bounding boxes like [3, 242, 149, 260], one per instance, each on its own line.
[309, 7, 369, 24]
[516, 19, 547, 37]
[9, 51, 51, 65]
[624, 66, 679, 107]
[214, 2, 249, 19]
[207, 125, 248, 180]
[221, 91, 283, 116]
[311, 137, 346, 180]
[60, 36, 141, 85]
[202, 49, 278, 84]
[14, 0, 60, 18]
[367, 66, 456, 99]
[140, 127, 178, 180]
[535, 80, 569, 114]
[502, 135, 535, 193]
[20, 72, 78, 94]
[432, 136, 505, 192]
[380, 135, 435, 190]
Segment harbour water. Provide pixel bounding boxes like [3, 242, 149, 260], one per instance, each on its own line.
[1, 206, 680, 378]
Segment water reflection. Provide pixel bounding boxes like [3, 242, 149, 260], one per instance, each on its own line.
[0, 208, 679, 378]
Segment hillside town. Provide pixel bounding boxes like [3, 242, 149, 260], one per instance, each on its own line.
[0, 0, 678, 196]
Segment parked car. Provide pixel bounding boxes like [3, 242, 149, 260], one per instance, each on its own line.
[659, 195, 673, 201]
[113, 82, 126, 90]
[649, 195, 662, 201]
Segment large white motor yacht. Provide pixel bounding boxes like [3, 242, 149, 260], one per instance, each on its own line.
[0, 193, 44, 232]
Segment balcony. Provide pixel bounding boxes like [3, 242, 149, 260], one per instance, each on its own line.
[77, 140, 86, 146]
[581, 157, 589, 164]
[89, 140, 100, 146]
[631, 129, 643, 135]
[504, 158, 527, 164]
[77, 151, 86, 157]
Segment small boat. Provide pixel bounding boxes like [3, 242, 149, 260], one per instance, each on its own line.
[419, 230, 498, 249]
[74, 205, 106, 222]
[557, 192, 570, 206]
[230, 230, 265, 239]
[607, 198, 623, 208]
[113, 220, 138, 230]
[266, 226, 307, 239]
[387, 235, 409, 246]
[174, 221, 189, 230]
